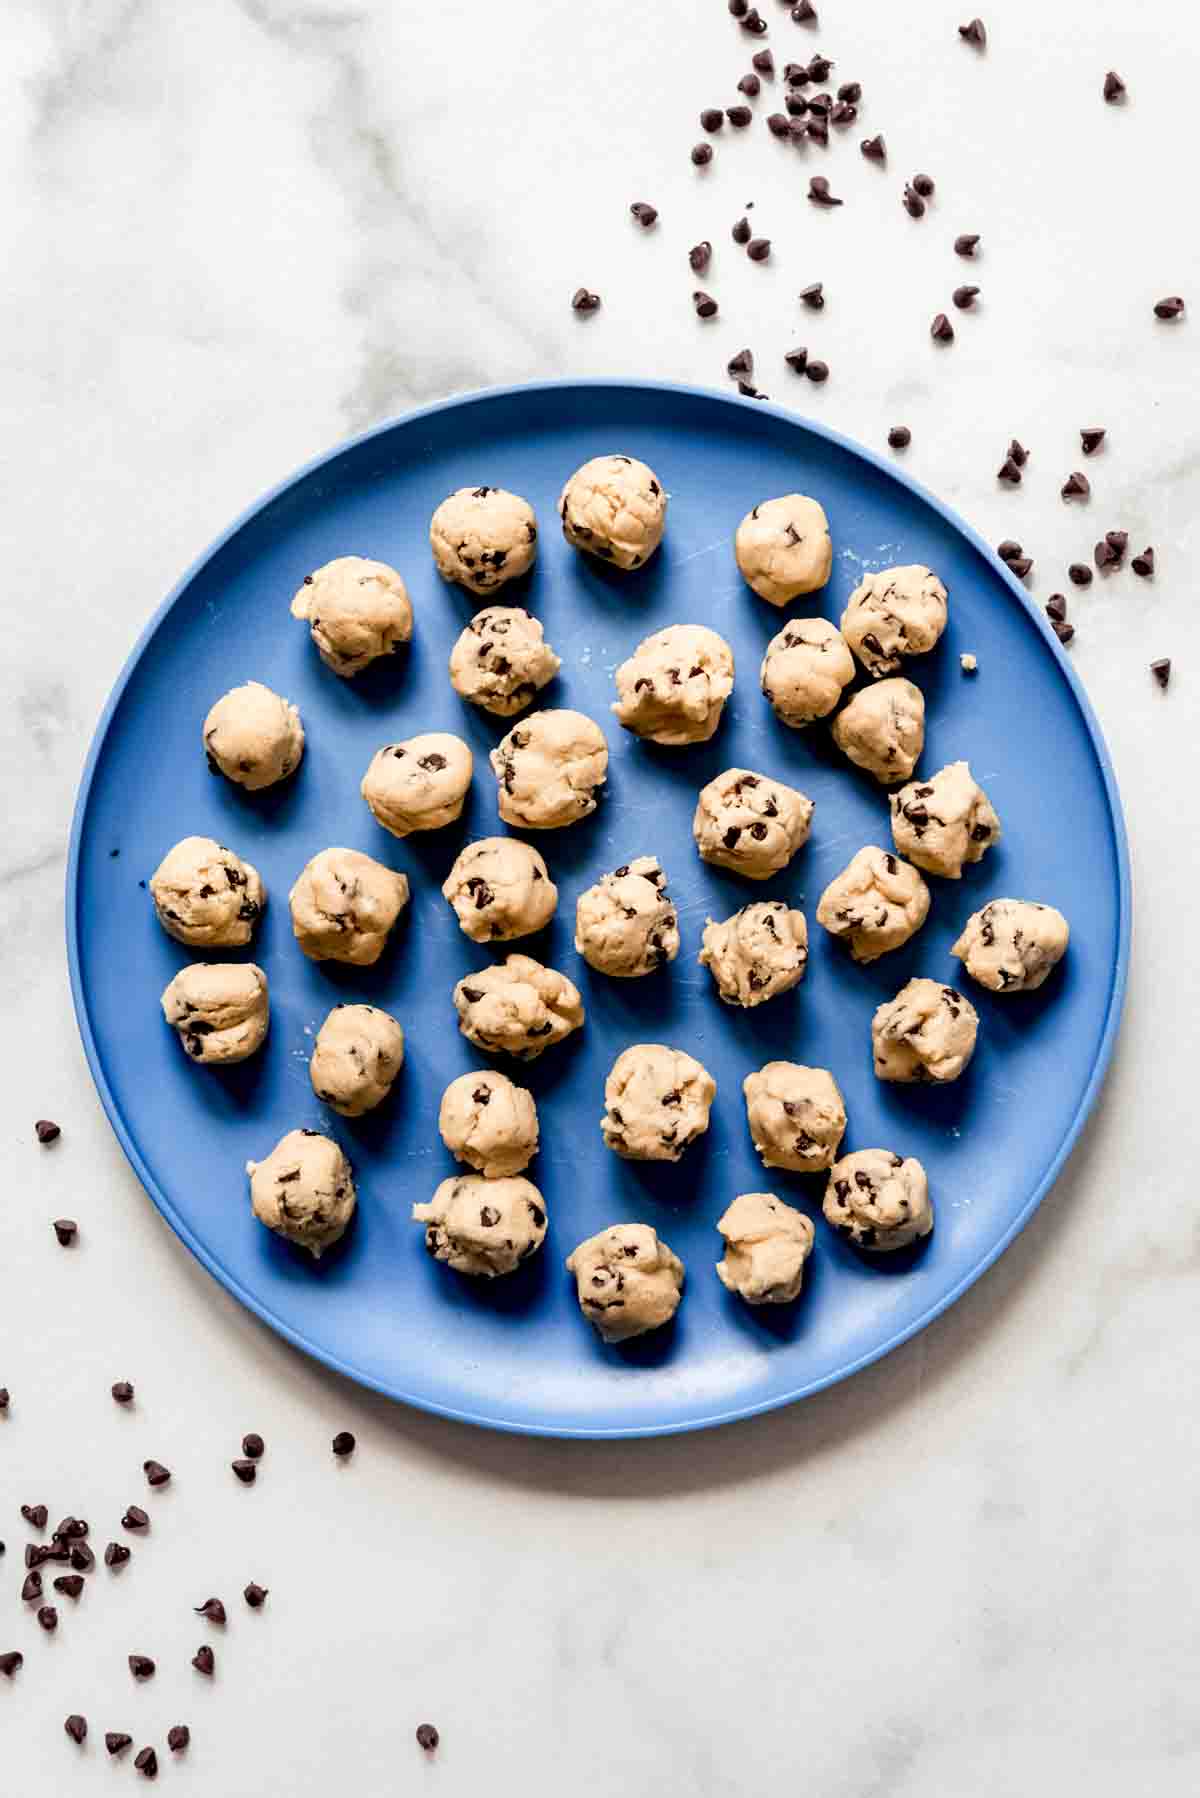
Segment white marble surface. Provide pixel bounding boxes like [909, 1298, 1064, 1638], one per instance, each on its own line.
[3, 1, 1198, 1791]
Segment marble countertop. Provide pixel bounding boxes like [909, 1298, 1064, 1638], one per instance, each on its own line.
[3, 2, 1197, 1792]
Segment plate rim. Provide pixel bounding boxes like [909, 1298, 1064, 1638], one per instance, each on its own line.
[65, 377, 1132, 1440]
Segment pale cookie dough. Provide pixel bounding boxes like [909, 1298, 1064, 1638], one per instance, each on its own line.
[890, 761, 1001, 879]
[413, 1174, 547, 1277]
[161, 962, 269, 1065]
[951, 899, 1070, 993]
[360, 732, 473, 837]
[574, 856, 679, 977]
[566, 1223, 684, 1342]
[734, 494, 833, 606]
[246, 1128, 355, 1258]
[429, 486, 538, 595]
[816, 846, 931, 964]
[491, 708, 609, 829]
[693, 768, 814, 880]
[841, 565, 948, 678]
[289, 847, 409, 966]
[611, 624, 734, 745]
[150, 836, 266, 948]
[716, 1192, 815, 1305]
[202, 682, 304, 790]
[872, 978, 979, 1083]
[309, 1004, 404, 1116]
[454, 955, 584, 1060]
[831, 678, 925, 784]
[601, 1043, 715, 1162]
[448, 607, 560, 716]
[823, 1148, 932, 1252]
[441, 838, 557, 942]
[699, 902, 808, 1008]
[743, 1062, 846, 1173]
[558, 454, 667, 570]
[290, 556, 412, 677]
[438, 1070, 539, 1178]
[760, 616, 855, 727]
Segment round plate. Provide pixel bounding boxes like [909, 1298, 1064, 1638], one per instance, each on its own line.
[67, 381, 1129, 1438]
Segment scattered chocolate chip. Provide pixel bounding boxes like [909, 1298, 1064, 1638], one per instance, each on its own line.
[808, 175, 842, 206]
[997, 457, 1021, 484]
[837, 81, 862, 103]
[1153, 296, 1184, 320]
[1068, 562, 1093, 586]
[887, 425, 911, 449]
[21, 1503, 48, 1529]
[1132, 547, 1155, 576]
[747, 236, 771, 261]
[689, 242, 712, 273]
[792, 0, 817, 19]
[1150, 657, 1171, 688]
[1105, 530, 1127, 557]
[111, 1380, 134, 1404]
[242, 1432, 264, 1459]
[122, 1506, 149, 1531]
[727, 347, 754, 377]
[129, 1655, 155, 1679]
[1103, 70, 1126, 103]
[35, 1119, 61, 1144]
[1080, 427, 1105, 454]
[953, 284, 980, 309]
[570, 288, 600, 313]
[737, 380, 768, 399]
[191, 1646, 214, 1676]
[799, 281, 824, 308]
[1094, 538, 1119, 569]
[65, 1714, 88, 1744]
[630, 202, 658, 227]
[1053, 620, 1076, 644]
[861, 133, 886, 162]
[954, 233, 980, 257]
[998, 541, 1022, 563]
[195, 1599, 226, 1624]
[143, 1460, 170, 1487]
[959, 17, 987, 47]
[54, 1575, 84, 1599]
[732, 216, 753, 246]
[1046, 594, 1068, 623]
[700, 108, 724, 133]
[691, 143, 714, 166]
[0, 1388, 9, 1410]
[1061, 471, 1090, 499]
[737, 72, 760, 96]
[807, 54, 833, 80]
[0, 1652, 22, 1677]
[37, 1605, 58, 1632]
[931, 312, 954, 342]
[243, 1582, 268, 1609]
[231, 1458, 257, 1485]
[416, 1724, 440, 1753]
[70, 1541, 95, 1572]
[107, 1733, 133, 1756]
[727, 104, 753, 127]
[1009, 437, 1028, 466]
[693, 291, 719, 318]
[806, 359, 829, 383]
[784, 345, 808, 373]
[912, 173, 935, 197]
[831, 100, 857, 125]
[805, 113, 828, 144]
[766, 111, 790, 137]
[1008, 557, 1033, 579]
[134, 1746, 158, 1778]
[728, 0, 748, 13]
[52, 1218, 77, 1246]
[331, 1431, 355, 1457]
[104, 1542, 131, 1569]
[750, 47, 773, 72]
[902, 185, 925, 219]
[168, 1726, 190, 1754]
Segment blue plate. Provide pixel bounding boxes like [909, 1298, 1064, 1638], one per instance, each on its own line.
[67, 381, 1130, 1438]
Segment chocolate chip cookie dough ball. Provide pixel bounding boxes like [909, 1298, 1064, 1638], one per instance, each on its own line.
[760, 616, 855, 728]
[202, 682, 304, 790]
[823, 1148, 932, 1251]
[448, 607, 561, 717]
[816, 846, 930, 963]
[429, 486, 538, 595]
[289, 848, 409, 966]
[161, 963, 269, 1065]
[699, 902, 808, 1007]
[441, 838, 557, 942]
[601, 1043, 716, 1162]
[890, 762, 1000, 879]
[413, 1173, 547, 1277]
[841, 565, 948, 678]
[743, 1062, 847, 1173]
[951, 899, 1070, 993]
[490, 709, 608, 829]
[438, 1070, 539, 1178]
[612, 624, 734, 745]
[246, 1128, 355, 1258]
[360, 732, 473, 837]
[831, 678, 925, 784]
[290, 556, 412, 677]
[453, 955, 585, 1060]
[558, 454, 667, 570]
[872, 978, 979, 1083]
[574, 856, 679, 977]
[716, 1192, 815, 1306]
[309, 1004, 404, 1116]
[735, 494, 832, 605]
[693, 768, 814, 880]
[566, 1223, 684, 1342]
[150, 836, 266, 948]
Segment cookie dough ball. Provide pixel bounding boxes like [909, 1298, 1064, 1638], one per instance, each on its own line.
[824, 1148, 932, 1252]
[760, 617, 855, 728]
[490, 709, 608, 829]
[448, 607, 561, 717]
[413, 1173, 547, 1277]
[454, 955, 585, 1060]
[735, 494, 832, 606]
[693, 768, 814, 881]
[438, 1070, 539, 1178]
[246, 1128, 355, 1258]
[290, 556, 412, 677]
[952, 899, 1070, 993]
[150, 836, 266, 948]
[429, 486, 537, 595]
[574, 856, 679, 977]
[566, 1223, 684, 1343]
[716, 1192, 815, 1306]
[441, 838, 557, 942]
[360, 732, 473, 837]
[872, 978, 979, 1083]
[601, 1043, 716, 1162]
[842, 565, 948, 678]
[699, 902, 808, 1008]
[558, 454, 667, 570]
[816, 846, 930, 964]
[161, 962, 269, 1065]
[890, 761, 1001, 879]
[289, 847, 409, 966]
[612, 624, 734, 746]
[202, 682, 304, 790]
[831, 678, 925, 785]
[309, 1004, 404, 1116]
[743, 1062, 846, 1173]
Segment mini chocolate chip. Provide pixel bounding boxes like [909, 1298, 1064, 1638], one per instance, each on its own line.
[122, 1506, 149, 1531]
[861, 133, 886, 162]
[572, 288, 600, 313]
[693, 291, 719, 318]
[0, 1652, 23, 1677]
[168, 1726, 191, 1754]
[1061, 471, 1090, 499]
[808, 54, 833, 80]
[727, 346, 754, 376]
[806, 359, 829, 383]
[54, 1574, 84, 1598]
[243, 1582, 268, 1608]
[784, 346, 808, 373]
[1068, 563, 1093, 586]
[104, 1542, 131, 1569]
[700, 108, 724, 132]
[912, 173, 935, 197]
[766, 111, 790, 137]
[0, 1388, 9, 1410]
[106, 1733, 133, 1757]
[37, 1606, 57, 1631]
[1132, 547, 1155, 576]
[732, 215, 752, 244]
[143, 1460, 170, 1487]
[70, 1542, 95, 1572]
[959, 17, 987, 46]
[1094, 537, 1119, 569]
[231, 1459, 257, 1485]
[808, 176, 842, 206]
[1046, 594, 1068, 623]
[726, 103, 753, 128]
[902, 185, 925, 219]
[332, 1431, 355, 1457]
[134, 1747, 158, 1778]
[630, 201, 658, 227]
[793, 0, 817, 18]
[1008, 557, 1033, 579]
[111, 1380, 134, 1403]
[1053, 620, 1075, 644]
[799, 282, 824, 308]
[953, 285, 980, 309]
[129, 1654, 155, 1679]
[888, 425, 911, 449]
[728, 0, 748, 12]
[35, 1119, 60, 1144]
[747, 236, 771, 261]
[21, 1503, 48, 1529]
[954, 233, 980, 257]
[737, 71, 760, 96]
[1103, 70, 1126, 102]
[837, 81, 862, 102]
[785, 92, 807, 116]
[52, 1218, 77, 1246]
[65, 1714, 88, 1744]
[1080, 426, 1106, 454]
[1150, 657, 1171, 689]
[689, 142, 713, 166]
[831, 101, 857, 124]
[804, 113, 827, 143]
[192, 1645, 214, 1675]
[21, 1572, 42, 1602]
[930, 312, 954, 342]
[750, 44, 773, 69]
[997, 457, 1022, 484]
[195, 1599, 226, 1624]
[242, 1432, 264, 1459]
[1153, 296, 1184, 320]
[997, 540, 1023, 561]
[417, 1724, 440, 1752]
